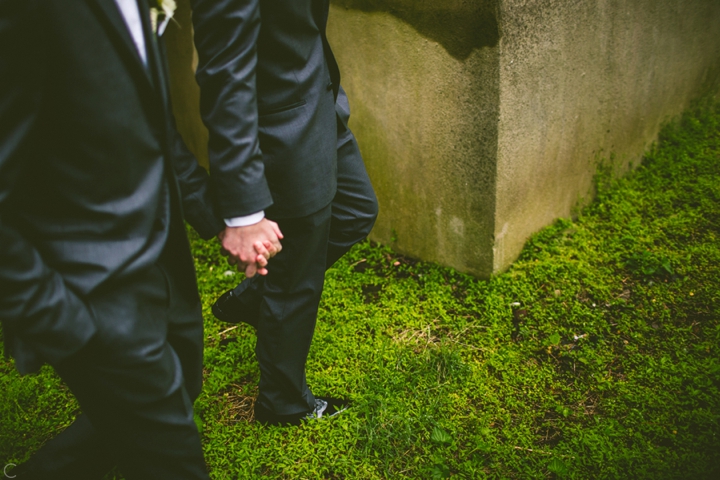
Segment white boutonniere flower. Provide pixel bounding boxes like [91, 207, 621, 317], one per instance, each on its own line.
[150, 0, 176, 37]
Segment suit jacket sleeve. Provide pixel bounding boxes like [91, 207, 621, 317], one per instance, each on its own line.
[153, 32, 225, 239]
[189, 0, 274, 219]
[167, 106, 226, 240]
[0, 1, 96, 371]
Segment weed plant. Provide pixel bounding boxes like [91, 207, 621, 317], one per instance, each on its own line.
[1, 98, 719, 478]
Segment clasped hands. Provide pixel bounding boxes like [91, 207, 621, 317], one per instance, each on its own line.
[218, 218, 284, 277]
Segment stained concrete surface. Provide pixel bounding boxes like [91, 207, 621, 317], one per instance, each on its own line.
[327, 2, 501, 275]
[328, 0, 720, 277]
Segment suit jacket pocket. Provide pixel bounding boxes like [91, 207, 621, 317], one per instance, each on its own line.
[257, 89, 337, 217]
[259, 99, 307, 116]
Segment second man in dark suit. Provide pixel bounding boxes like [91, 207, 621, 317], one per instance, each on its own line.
[190, 0, 378, 425]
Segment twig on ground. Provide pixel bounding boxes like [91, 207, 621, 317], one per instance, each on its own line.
[218, 325, 239, 336]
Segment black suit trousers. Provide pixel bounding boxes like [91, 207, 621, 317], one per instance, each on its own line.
[20, 242, 208, 480]
[234, 123, 378, 415]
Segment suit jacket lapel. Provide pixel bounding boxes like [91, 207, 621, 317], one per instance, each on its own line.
[85, 0, 154, 88]
[88, 0, 173, 152]
[137, 0, 170, 111]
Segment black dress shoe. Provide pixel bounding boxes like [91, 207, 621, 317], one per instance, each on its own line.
[211, 288, 259, 327]
[254, 397, 349, 426]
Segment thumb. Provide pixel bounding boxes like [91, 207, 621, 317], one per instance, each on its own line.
[245, 262, 258, 278]
[271, 222, 284, 239]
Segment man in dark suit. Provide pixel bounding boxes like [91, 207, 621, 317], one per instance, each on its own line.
[189, 0, 379, 425]
[0, 0, 274, 477]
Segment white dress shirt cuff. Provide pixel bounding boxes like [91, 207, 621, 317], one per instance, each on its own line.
[224, 211, 265, 228]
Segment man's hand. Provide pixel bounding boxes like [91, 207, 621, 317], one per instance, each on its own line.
[218, 218, 283, 277]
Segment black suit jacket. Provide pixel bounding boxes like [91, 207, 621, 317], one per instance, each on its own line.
[0, 0, 222, 374]
[191, 0, 346, 219]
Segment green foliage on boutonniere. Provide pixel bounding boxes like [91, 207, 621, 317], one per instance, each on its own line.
[150, 0, 176, 36]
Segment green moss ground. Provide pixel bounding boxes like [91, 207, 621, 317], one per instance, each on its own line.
[2, 97, 719, 478]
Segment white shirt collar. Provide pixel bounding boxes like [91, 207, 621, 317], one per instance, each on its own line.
[113, 0, 148, 66]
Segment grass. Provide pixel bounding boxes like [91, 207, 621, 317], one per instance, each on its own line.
[1, 96, 719, 479]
